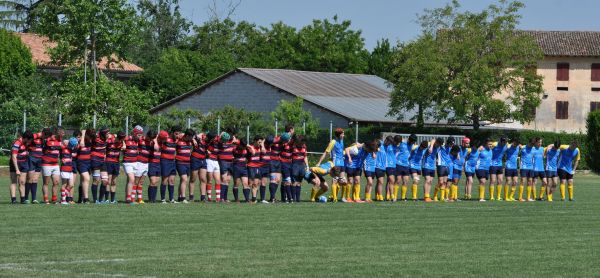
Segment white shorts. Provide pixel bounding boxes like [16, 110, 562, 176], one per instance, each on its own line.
[135, 162, 148, 177]
[60, 172, 73, 180]
[123, 162, 137, 175]
[42, 166, 60, 177]
[206, 159, 220, 173]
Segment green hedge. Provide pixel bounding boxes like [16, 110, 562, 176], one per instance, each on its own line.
[306, 125, 588, 170]
[585, 111, 600, 173]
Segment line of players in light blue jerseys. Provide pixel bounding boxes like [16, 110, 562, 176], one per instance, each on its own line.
[310, 128, 580, 203]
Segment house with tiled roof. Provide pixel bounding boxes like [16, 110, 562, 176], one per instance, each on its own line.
[14, 32, 142, 79]
[518, 30, 600, 133]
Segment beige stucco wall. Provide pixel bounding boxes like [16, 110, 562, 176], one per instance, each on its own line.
[523, 56, 600, 133]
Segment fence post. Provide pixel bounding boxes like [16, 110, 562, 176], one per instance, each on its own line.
[187, 117, 191, 129]
[275, 119, 278, 137]
[246, 125, 250, 143]
[303, 121, 306, 135]
[355, 121, 359, 143]
[217, 117, 221, 134]
[125, 116, 129, 136]
[329, 120, 333, 141]
[93, 112, 97, 129]
[157, 116, 161, 131]
[58, 113, 62, 126]
[22, 110, 27, 132]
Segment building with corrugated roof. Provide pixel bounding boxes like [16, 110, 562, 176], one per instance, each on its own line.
[149, 68, 448, 128]
[14, 32, 143, 79]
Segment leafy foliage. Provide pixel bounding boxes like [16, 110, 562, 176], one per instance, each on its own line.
[270, 98, 319, 138]
[585, 110, 600, 173]
[0, 28, 35, 91]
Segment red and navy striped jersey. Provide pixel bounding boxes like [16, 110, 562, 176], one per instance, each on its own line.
[292, 145, 307, 162]
[175, 139, 192, 163]
[192, 138, 207, 159]
[160, 137, 176, 161]
[260, 146, 271, 167]
[207, 139, 220, 160]
[105, 139, 122, 163]
[11, 138, 28, 163]
[137, 137, 152, 163]
[91, 136, 107, 161]
[60, 144, 74, 172]
[280, 142, 293, 163]
[218, 140, 236, 162]
[28, 132, 43, 158]
[268, 140, 280, 161]
[233, 147, 247, 165]
[247, 145, 262, 168]
[150, 141, 160, 164]
[78, 145, 92, 161]
[122, 136, 138, 163]
[41, 136, 62, 166]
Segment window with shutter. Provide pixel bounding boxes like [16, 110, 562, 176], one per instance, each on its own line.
[592, 63, 600, 81]
[556, 101, 569, 119]
[557, 63, 569, 81]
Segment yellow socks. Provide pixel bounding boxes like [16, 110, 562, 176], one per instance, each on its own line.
[496, 184, 502, 199]
[568, 185, 573, 200]
[519, 185, 524, 200]
[412, 184, 418, 200]
[504, 184, 509, 200]
[451, 184, 458, 200]
[510, 186, 516, 200]
[353, 184, 360, 200]
[331, 183, 338, 200]
[365, 192, 371, 201]
[445, 187, 450, 199]
[527, 186, 532, 199]
[547, 192, 553, 202]
[401, 185, 408, 200]
[560, 183, 566, 200]
[479, 185, 485, 200]
[433, 185, 440, 200]
[341, 185, 347, 199]
[539, 186, 546, 199]
[490, 185, 495, 200]
[532, 186, 537, 199]
[310, 188, 318, 201]
[440, 187, 447, 200]
[346, 184, 352, 199]
[393, 185, 399, 200]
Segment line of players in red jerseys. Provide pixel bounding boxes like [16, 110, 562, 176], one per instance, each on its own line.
[9, 124, 309, 204]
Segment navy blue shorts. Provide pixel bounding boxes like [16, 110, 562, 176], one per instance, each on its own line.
[91, 159, 106, 172]
[422, 169, 435, 177]
[409, 168, 421, 175]
[436, 166, 449, 177]
[148, 163, 161, 177]
[452, 169, 462, 180]
[346, 167, 362, 177]
[281, 162, 292, 180]
[219, 161, 233, 175]
[386, 167, 396, 177]
[176, 162, 190, 176]
[546, 170, 558, 178]
[106, 162, 120, 176]
[260, 165, 270, 178]
[191, 157, 207, 171]
[270, 160, 281, 173]
[161, 159, 176, 177]
[520, 169, 533, 178]
[465, 171, 475, 177]
[505, 168, 518, 177]
[28, 156, 42, 173]
[77, 160, 91, 174]
[364, 170, 375, 178]
[292, 162, 306, 182]
[248, 167, 261, 180]
[558, 169, 573, 180]
[532, 171, 546, 179]
[489, 166, 504, 175]
[72, 160, 78, 174]
[375, 168, 386, 179]
[476, 169, 489, 180]
[305, 173, 325, 183]
[233, 163, 248, 179]
[10, 160, 29, 173]
[396, 165, 410, 176]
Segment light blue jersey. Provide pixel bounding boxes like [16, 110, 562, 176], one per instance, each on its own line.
[476, 147, 493, 171]
[409, 146, 427, 170]
[423, 146, 439, 171]
[375, 142, 387, 170]
[437, 146, 453, 167]
[465, 148, 479, 173]
[520, 146, 534, 170]
[505, 145, 521, 170]
[332, 139, 345, 167]
[558, 147, 580, 174]
[545, 147, 560, 172]
[491, 144, 508, 167]
[347, 147, 364, 169]
[396, 142, 412, 167]
[453, 147, 468, 170]
[532, 146, 545, 172]
[385, 144, 396, 168]
[364, 151, 376, 172]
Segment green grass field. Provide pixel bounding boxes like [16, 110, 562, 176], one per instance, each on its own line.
[1, 174, 599, 277]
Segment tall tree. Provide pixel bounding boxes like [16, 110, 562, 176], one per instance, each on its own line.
[419, 0, 543, 130]
[129, 0, 191, 67]
[388, 34, 447, 128]
[32, 0, 138, 68]
[368, 38, 395, 80]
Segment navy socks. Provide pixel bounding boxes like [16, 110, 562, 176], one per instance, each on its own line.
[160, 184, 166, 201]
[259, 185, 266, 201]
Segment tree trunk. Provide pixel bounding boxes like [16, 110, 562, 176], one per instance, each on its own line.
[472, 113, 480, 131]
[416, 105, 424, 128]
